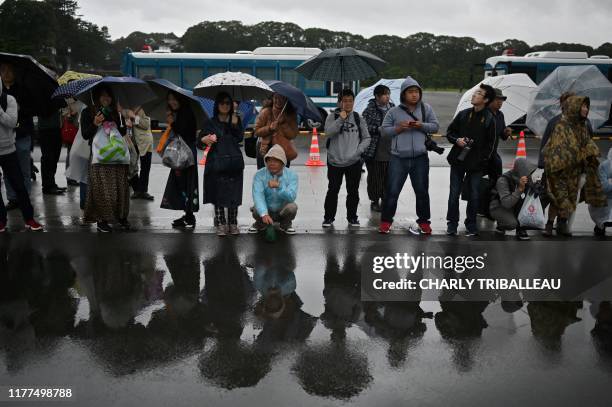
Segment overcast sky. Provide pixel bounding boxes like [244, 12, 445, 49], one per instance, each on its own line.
[79, 0, 612, 48]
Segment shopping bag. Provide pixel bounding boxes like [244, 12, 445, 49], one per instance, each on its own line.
[518, 191, 546, 229]
[92, 122, 130, 165]
[162, 136, 195, 169]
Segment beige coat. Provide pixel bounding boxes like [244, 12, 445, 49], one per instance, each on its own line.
[132, 108, 153, 156]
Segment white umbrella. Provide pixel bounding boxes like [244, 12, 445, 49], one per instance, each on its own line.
[354, 78, 404, 114]
[454, 74, 538, 125]
[193, 71, 273, 100]
[526, 65, 612, 136]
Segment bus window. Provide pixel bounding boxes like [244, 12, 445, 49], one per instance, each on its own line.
[280, 68, 299, 88]
[509, 65, 537, 82]
[207, 67, 227, 77]
[160, 66, 181, 85]
[304, 78, 325, 92]
[136, 65, 156, 79]
[183, 67, 204, 89]
[256, 67, 276, 81]
[332, 82, 343, 95]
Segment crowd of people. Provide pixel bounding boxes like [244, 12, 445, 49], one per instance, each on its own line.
[0, 63, 610, 238]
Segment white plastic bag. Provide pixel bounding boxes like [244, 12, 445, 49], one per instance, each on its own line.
[518, 192, 546, 229]
[92, 123, 130, 165]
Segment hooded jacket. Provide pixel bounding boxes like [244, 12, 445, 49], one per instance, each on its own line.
[489, 158, 537, 211]
[543, 96, 606, 210]
[380, 76, 439, 158]
[324, 107, 371, 167]
[252, 145, 299, 216]
[0, 77, 19, 156]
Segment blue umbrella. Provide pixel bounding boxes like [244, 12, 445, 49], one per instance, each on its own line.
[142, 78, 209, 128]
[75, 76, 155, 108]
[51, 77, 102, 99]
[197, 97, 257, 129]
[264, 80, 322, 123]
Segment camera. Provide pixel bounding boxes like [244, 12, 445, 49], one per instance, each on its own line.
[457, 138, 474, 161]
[425, 136, 445, 155]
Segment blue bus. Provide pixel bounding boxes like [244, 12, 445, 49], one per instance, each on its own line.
[121, 47, 358, 119]
[484, 50, 612, 83]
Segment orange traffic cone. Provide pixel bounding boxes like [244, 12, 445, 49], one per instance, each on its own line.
[199, 145, 211, 166]
[514, 130, 527, 161]
[305, 127, 325, 167]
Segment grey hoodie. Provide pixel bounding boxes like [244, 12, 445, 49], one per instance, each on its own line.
[0, 77, 19, 156]
[490, 158, 538, 211]
[381, 76, 439, 158]
[324, 109, 371, 167]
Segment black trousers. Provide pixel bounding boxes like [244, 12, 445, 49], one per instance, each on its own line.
[38, 128, 63, 190]
[0, 152, 35, 222]
[138, 152, 152, 193]
[324, 161, 363, 221]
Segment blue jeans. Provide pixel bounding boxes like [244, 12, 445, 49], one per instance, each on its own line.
[0, 151, 35, 222]
[446, 166, 482, 232]
[5, 135, 32, 201]
[381, 154, 430, 224]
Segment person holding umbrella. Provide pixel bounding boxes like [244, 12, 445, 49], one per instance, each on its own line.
[80, 86, 131, 232]
[199, 92, 244, 236]
[161, 91, 200, 229]
[322, 88, 371, 228]
[0, 62, 35, 210]
[255, 93, 298, 168]
[0, 76, 43, 232]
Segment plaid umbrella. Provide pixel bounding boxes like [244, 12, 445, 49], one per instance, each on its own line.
[193, 71, 273, 100]
[75, 76, 155, 108]
[295, 47, 387, 84]
[0, 52, 59, 115]
[52, 77, 102, 99]
[57, 71, 101, 86]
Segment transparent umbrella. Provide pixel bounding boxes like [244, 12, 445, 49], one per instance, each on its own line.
[526, 65, 612, 136]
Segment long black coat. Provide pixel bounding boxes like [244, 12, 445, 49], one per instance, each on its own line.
[161, 106, 200, 212]
[200, 116, 244, 207]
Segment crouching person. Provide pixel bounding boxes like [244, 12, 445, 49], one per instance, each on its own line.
[489, 158, 537, 240]
[249, 145, 298, 235]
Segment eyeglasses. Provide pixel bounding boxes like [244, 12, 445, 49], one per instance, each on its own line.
[218, 100, 232, 106]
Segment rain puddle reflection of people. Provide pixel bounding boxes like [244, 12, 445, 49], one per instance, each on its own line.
[292, 237, 373, 400]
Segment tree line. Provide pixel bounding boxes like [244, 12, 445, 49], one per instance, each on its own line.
[1, 1, 611, 88]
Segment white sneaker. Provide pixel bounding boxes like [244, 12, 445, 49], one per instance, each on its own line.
[281, 225, 296, 235]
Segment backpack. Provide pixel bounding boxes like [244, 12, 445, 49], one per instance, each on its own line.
[326, 111, 363, 149]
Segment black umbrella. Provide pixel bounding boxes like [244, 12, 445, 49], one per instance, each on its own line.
[295, 47, 387, 85]
[264, 80, 322, 122]
[0, 52, 59, 115]
[142, 78, 208, 128]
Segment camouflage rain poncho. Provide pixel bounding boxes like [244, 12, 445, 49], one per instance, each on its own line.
[543, 96, 606, 215]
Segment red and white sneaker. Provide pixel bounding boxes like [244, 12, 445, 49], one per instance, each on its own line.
[379, 221, 392, 234]
[418, 221, 432, 235]
[0, 221, 6, 233]
[409, 221, 432, 235]
[25, 219, 43, 231]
